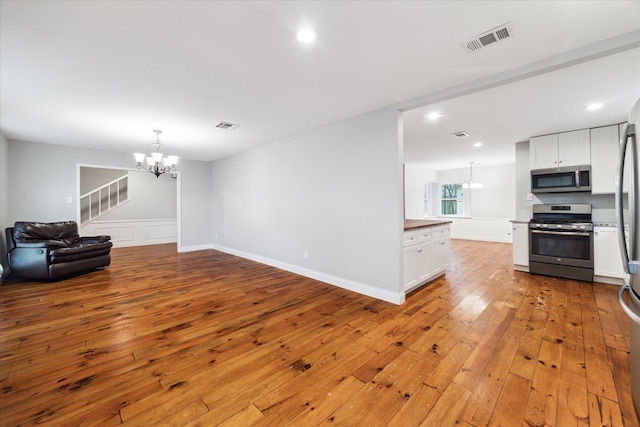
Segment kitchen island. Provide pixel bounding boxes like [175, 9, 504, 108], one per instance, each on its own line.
[403, 219, 452, 293]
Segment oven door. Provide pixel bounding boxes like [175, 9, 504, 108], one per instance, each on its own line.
[529, 229, 594, 268]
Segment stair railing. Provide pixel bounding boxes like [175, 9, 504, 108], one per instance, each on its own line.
[80, 174, 129, 225]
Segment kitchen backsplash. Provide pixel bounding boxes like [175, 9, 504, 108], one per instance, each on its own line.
[517, 192, 617, 223]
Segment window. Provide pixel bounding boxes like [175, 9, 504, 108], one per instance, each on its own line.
[441, 183, 464, 216]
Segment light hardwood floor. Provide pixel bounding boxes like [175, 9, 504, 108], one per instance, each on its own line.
[0, 240, 638, 426]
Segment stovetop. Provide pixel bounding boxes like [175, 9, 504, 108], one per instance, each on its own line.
[529, 203, 593, 231]
[529, 220, 593, 231]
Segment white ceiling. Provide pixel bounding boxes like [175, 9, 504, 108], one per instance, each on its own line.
[403, 47, 640, 170]
[1, 1, 639, 170]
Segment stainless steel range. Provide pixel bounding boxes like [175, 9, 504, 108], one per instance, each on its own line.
[529, 203, 594, 282]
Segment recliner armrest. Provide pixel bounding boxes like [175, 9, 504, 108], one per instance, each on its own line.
[8, 247, 50, 278]
[73, 235, 111, 245]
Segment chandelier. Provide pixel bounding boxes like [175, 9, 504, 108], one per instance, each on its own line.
[134, 130, 178, 178]
[461, 162, 483, 189]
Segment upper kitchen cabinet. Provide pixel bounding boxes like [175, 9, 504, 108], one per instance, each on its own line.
[529, 129, 590, 170]
[529, 134, 558, 169]
[590, 125, 620, 194]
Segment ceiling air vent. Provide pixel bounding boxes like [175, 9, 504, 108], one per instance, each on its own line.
[452, 131, 469, 138]
[215, 121, 240, 130]
[463, 23, 514, 53]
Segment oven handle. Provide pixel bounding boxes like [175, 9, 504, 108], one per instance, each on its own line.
[530, 230, 591, 237]
[615, 122, 639, 275]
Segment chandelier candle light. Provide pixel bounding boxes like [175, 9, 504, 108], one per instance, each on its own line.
[134, 130, 178, 178]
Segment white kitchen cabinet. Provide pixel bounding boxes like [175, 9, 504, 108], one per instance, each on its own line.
[403, 244, 419, 290]
[529, 134, 558, 170]
[529, 129, 590, 170]
[591, 125, 620, 194]
[431, 225, 450, 275]
[558, 129, 591, 166]
[512, 222, 529, 271]
[416, 240, 434, 284]
[594, 226, 625, 282]
[403, 224, 450, 292]
[403, 228, 431, 290]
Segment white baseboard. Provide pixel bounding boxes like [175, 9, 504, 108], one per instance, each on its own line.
[178, 243, 215, 253]
[206, 244, 405, 305]
[594, 275, 624, 286]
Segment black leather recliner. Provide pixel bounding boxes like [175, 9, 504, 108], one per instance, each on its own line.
[5, 221, 112, 280]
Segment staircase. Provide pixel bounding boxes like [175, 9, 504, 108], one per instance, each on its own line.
[80, 174, 129, 225]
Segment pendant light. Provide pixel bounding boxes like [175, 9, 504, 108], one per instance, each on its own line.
[462, 162, 483, 188]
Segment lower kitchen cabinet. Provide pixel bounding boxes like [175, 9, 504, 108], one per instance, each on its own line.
[594, 226, 625, 284]
[432, 225, 451, 275]
[512, 222, 529, 271]
[403, 224, 450, 292]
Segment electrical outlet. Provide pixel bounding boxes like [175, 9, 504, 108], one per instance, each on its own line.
[304, 251, 308, 260]
[66, 196, 73, 203]
[527, 193, 533, 201]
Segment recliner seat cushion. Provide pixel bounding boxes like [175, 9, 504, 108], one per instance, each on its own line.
[50, 247, 112, 264]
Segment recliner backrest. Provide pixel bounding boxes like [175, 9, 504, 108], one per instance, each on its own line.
[13, 221, 80, 242]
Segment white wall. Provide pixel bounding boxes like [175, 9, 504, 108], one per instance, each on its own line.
[404, 164, 437, 219]
[0, 132, 8, 273]
[80, 167, 128, 195]
[437, 163, 516, 242]
[179, 159, 214, 251]
[210, 106, 405, 304]
[4, 140, 212, 250]
[90, 170, 178, 221]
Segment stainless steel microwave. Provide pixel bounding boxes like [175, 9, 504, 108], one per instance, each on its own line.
[531, 165, 591, 193]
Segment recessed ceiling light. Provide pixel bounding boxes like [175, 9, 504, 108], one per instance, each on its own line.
[297, 29, 316, 43]
[586, 102, 603, 111]
[473, 142, 483, 147]
[426, 112, 442, 120]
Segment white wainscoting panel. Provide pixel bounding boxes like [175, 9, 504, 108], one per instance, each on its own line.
[81, 219, 177, 247]
[445, 217, 513, 243]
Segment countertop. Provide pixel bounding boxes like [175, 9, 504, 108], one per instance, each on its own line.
[511, 220, 622, 228]
[404, 219, 452, 231]
[593, 222, 618, 227]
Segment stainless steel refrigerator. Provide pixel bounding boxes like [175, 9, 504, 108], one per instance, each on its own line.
[616, 97, 640, 416]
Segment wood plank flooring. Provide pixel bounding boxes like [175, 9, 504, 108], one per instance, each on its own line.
[0, 240, 638, 426]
